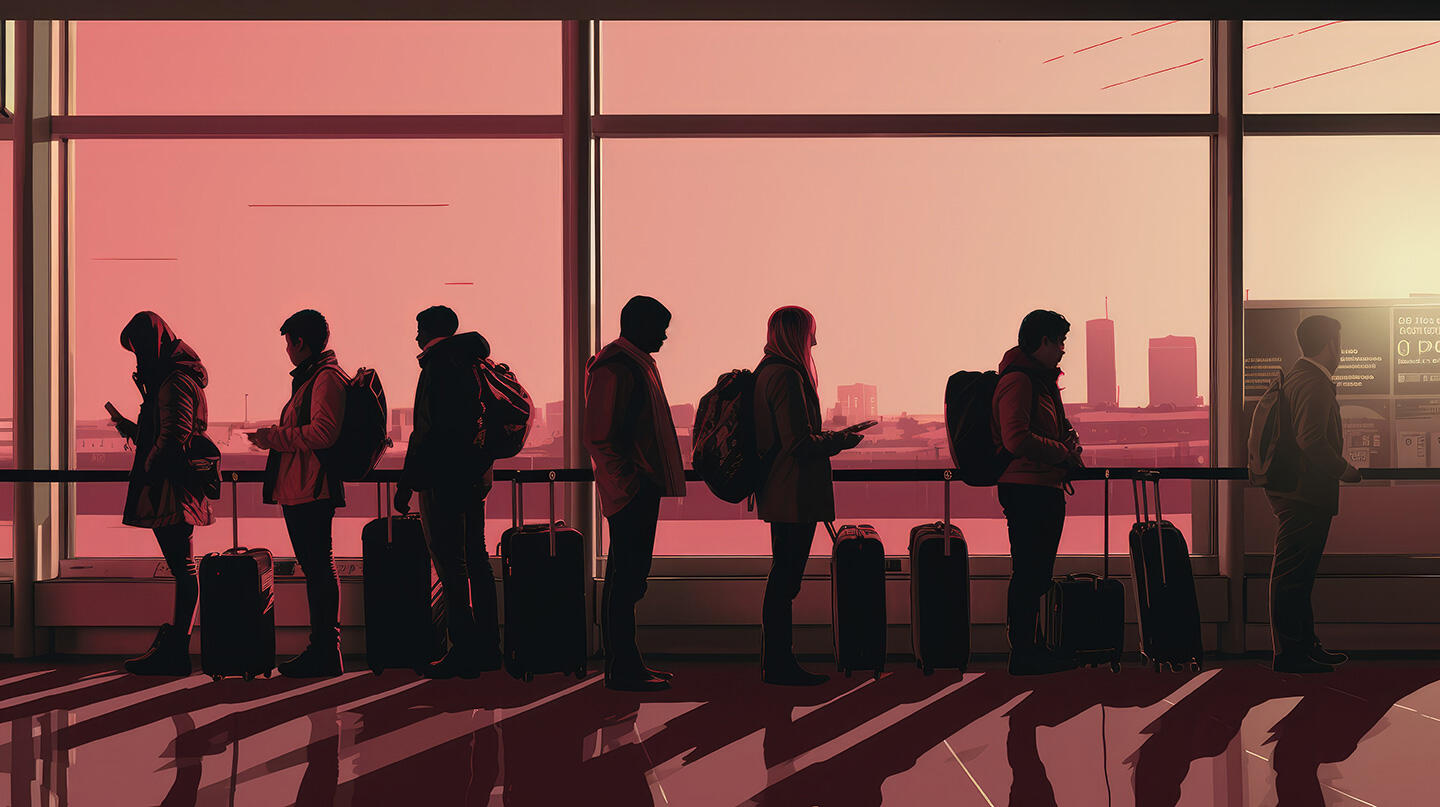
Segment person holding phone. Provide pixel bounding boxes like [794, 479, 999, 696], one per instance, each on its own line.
[752, 306, 866, 686]
[112, 312, 216, 676]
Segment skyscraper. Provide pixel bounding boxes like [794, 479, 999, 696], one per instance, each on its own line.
[835, 384, 879, 422]
[545, 400, 564, 438]
[1086, 315, 1118, 409]
[1149, 335, 1201, 408]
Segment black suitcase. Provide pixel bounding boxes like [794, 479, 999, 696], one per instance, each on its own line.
[363, 483, 445, 675]
[200, 475, 276, 681]
[1129, 472, 1204, 672]
[1042, 469, 1124, 672]
[828, 522, 886, 678]
[909, 471, 969, 675]
[500, 473, 588, 682]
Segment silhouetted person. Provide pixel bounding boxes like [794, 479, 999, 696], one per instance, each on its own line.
[584, 295, 686, 692]
[753, 306, 863, 686]
[1267, 315, 1362, 674]
[992, 309, 1083, 676]
[394, 305, 501, 679]
[111, 312, 215, 676]
[249, 309, 346, 678]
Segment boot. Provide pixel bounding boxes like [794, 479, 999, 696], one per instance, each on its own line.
[124, 624, 192, 677]
[278, 644, 344, 679]
[762, 653, 829, 687]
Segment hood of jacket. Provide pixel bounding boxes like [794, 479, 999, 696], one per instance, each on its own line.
[122, 311, 209, 391]
[419, 331, 491, 367]
[290, 349, 342, 393]
[998, 346, 1061, 389]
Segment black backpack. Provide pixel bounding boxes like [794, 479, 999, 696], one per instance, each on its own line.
[1247, 370, 1299, 491]
[692, 367, 766, 504]
[473, 358, 533, 461]
[313, 367, 392, 481]
[944, 366, 1041, 487]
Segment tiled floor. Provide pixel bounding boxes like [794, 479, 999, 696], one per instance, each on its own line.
[1, 657, 1436, 806]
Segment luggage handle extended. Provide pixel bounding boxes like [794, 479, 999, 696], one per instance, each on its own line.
[1102, 469, 1109, 580]
[511, 471, 561, 557]
[230, 472, 240, 552]
[941, 469, 956, 558]
[1131, 470, 1168, 599]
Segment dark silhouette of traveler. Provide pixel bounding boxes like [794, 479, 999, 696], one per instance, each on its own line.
[584, 295, 687, 692]
[992, 309, 1084, 675]
[110, 311, 215, 676]
[1266, 315, 1363, 674]
[752, 306, 864, 686]
[394, 305, 501, 679]
[247, 309, 347, 678]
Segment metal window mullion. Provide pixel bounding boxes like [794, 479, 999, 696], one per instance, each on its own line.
[49, 114, 565, 139]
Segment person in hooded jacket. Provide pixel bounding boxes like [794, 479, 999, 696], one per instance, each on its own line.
[248, 309, 347, 678]
[753, 306, 865, 686]
[991, 309, 1084, 676]
[394, 305, 500, 679]
[584, 295, 687, 692]
[110, 312, 216, 676]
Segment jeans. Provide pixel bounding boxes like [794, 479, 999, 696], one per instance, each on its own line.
[1267, 494, 1334, 657]
[419, 483, 500, 657]
[154, 523, 197, 633]
[602, 487, 661, 678]
[282, 501, 340, 650]
[762, 522, 817, 664]
[998, 484, 1067, 651]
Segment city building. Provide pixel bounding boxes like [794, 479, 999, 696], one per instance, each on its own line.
[1086, 315, 1118, 409]
[834, 383, 879, 424]
[1149, 335, 1203, 408]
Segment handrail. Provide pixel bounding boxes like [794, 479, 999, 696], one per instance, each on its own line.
[4, 467, 1440, 483]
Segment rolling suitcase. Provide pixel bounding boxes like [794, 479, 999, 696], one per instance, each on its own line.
[199, 474, 276, 681]
[909, 470, 969, 675]
[1129, 471, 1204, 672]
[1042, 469, 1124, 672]
[363, 482, 446, 675]
[500, 471, 588, 682]
[828, 522, 886, 678]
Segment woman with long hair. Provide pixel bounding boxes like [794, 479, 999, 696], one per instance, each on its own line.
[752, 306, 865, 685]
[110, 312, 215, 675]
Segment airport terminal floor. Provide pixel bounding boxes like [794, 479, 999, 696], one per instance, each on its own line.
[2, 656, 1436, 806]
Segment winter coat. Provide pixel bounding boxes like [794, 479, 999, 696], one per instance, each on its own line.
[263, 350, 347, 507]
[753, 359, 849, 524]
[1269, 357, 1353, 516]
[990, 346, 1079, 488]
[400, 331, 495, 495]
[121, 341, 216, 529]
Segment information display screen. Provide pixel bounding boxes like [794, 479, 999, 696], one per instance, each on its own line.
[1244, 299, 1440, 471]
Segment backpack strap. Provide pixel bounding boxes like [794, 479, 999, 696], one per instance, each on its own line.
[296, 365, 347, 500]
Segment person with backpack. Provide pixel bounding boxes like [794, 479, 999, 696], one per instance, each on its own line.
[991, 309, 1084, 676]
[584, 295, 687, 692]
[1262, 315, 1362, 674]
[110, 312, 216, 676]
[248, 309, 347, 678]
[394, 305, 501, 679]
[753, 306, 864, 686]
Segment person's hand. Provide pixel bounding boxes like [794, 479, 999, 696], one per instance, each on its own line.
[394, 486, 413, 515]
[837, 431, 864, 450]
[246, 428, 274, 451]
[1341, 465, 1363, 484]
[110, 412, 137, 439]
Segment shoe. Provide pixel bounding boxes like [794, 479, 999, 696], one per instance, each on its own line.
[761, 660, 830, 687]
[1310, 642, 1348, 666]
[423, 650, 486, 680]
[644, 666, 675, 681]
[605, 672, 671, 692]
[278, 645, 344, 679]
[1273, 654, 1334, 674]
[1007, 649, 1074, 676]
[124, 624, 192, 677]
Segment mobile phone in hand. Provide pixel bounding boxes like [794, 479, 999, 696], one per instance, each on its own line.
[104, 401, 123, 421]
[843, 420, 879, 433]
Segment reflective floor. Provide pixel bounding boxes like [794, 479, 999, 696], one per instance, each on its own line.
[1, 657, 1437, 806]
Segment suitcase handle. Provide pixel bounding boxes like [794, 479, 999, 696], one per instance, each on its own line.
[1131, 470, 1168, 594]
[510, 473, 561, 557]
[230, 473, 240, 551]
[1102, 469, 1109, 579]
[942, 470, 952, 557]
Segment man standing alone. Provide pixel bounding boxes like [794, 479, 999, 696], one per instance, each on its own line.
[584, 296, 687, 692]
[1268, 315, 1362, 674]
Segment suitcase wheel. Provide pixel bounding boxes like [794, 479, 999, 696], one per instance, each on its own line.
[922, 666, 934, 676]
[243, 673, 255, 682]
[1189, 660, 1202, 673]
[843, 669, 852, 678]
[523, 672, 534, 683]
[371, 667, 385, 676]
[575, 666, 587, 679]
[872, 670, 883, 680]
[211, 675, 223, 683]
[1109, 661, 1121, 674]
[1152, 660, 1163, 673]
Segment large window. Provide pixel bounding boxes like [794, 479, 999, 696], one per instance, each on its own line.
[1244, 135, 1440, 555]
[1245, 21, 1440, 113]
[600, 137, 1210, 555]
[1, 146, 12, 560]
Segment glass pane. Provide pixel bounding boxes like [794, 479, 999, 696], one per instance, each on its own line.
[1, 152, 11, 561]
[600, 137, 1211, 555]
[1245, 21, 1440, 113]
[601, 21, 1210, 114]
[1245, 135, 1440, 554]
[72, 21, 560, 114]
[71, 139, 562, 558]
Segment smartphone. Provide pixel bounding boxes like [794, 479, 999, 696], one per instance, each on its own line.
[843, 420, 879, 433]
[104, 401, 122, 420]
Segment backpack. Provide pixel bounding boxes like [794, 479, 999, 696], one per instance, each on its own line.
[313, 367, 393, 481]
[944, 366, 1040, 487]
[692, 368, 766, 504]
[473, 358, 533, 461]
[1247, 370, 1299, 491]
